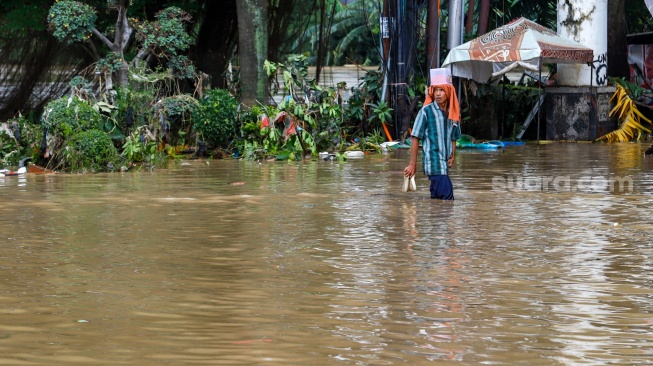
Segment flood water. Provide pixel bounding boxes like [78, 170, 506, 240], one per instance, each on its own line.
[1, 143, 653, 365]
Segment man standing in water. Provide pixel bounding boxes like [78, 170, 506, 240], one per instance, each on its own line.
[404, 68, 461, 200]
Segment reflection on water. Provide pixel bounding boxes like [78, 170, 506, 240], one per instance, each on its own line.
[1, 143, 652, 365]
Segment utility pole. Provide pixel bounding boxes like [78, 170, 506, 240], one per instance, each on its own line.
[382, 0, 463, 140]
[426, 0, 440, 70]
[380, 0, 419, 140]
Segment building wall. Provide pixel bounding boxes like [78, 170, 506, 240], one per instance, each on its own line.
[545, 86, 616, 140]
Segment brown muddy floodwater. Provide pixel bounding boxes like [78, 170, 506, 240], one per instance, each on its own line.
[1, 143, 653, 365]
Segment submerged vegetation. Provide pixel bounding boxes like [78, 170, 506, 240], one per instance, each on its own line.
[0, 52, 393, 172]
[0, 1, 398, 172]
[0, 0, 651, 172]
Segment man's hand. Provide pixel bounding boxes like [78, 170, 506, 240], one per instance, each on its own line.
[405, 136, 420, 178]
[448, 155, 455, 167]
[404, 162, 416, 178]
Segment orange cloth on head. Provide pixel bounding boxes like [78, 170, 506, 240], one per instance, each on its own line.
[423, 84, 461, 122]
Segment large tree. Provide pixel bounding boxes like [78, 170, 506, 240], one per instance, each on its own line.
[193, 0, 238, 89]
[236, 0, 269, 107]
[47, 0, 194, 89]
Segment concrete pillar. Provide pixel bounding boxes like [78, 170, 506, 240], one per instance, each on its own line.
[545, 0, 615, 141]
[557, 0, 608, 86]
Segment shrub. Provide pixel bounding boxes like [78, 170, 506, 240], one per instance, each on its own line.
[157, 94, 198, 145]
[64, 129, 118, 173]
[0, 115, 43, 167]
[42, 97, 103, 138]
[0, 126, 21, 167]
[192, 89, 238, 149]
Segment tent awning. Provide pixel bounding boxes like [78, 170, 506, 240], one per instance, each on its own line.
[442, 17, 594, 83]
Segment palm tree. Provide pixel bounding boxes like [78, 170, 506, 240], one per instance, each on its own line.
[285, 0, 381, 66]
[328, 0, 381, 65]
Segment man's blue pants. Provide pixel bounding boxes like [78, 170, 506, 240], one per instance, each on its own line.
[429, 175, 454, 200]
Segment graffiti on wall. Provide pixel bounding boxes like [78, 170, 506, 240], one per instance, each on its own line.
[593, 52, 608, 86]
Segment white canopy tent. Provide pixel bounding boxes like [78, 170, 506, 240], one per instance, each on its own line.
[441, 17, 594, 83]
[441, 17, 596, 140]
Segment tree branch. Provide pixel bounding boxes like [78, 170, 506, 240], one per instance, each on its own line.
[114, 4, 133, 50]
[92, 28, 115, 50]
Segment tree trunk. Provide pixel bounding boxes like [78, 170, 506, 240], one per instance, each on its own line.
[113, 1, 132, 87]
[314, 0, 337, 84]
[607, 0, 629, 79]
[478, 0, 491, 35]
[88, 0, 132, 88]
[194, 0, 238, 89]
[465, 0, 475, 36]
[426, 0, 440, 70]
[236, 0, 269, 107]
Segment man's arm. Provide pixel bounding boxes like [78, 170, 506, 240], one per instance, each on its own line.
[404, 136, 420, 177]
[449, 122, 461, 168]
[448, 140, 456, 167]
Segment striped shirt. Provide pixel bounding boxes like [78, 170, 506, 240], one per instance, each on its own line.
[411, 103, 461, 176]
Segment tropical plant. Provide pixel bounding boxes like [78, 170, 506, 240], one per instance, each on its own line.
[266, 54, 359, 156]
[596, 79, 652, 142]
[282, 0, 380, 67]
[121, 126, 170, 168]
[275, 98, 318, 158]
[365, 128, 385, 145]
[265, 54, 311, 99]
[235, 105, 284, 159]
[369, 101, 393, 124]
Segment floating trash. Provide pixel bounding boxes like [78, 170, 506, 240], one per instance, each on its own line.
[344, 151, 364, 159]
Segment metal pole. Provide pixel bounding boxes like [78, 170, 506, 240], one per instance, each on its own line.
[436, 0, 441, 67]
[447, 0, 463, 50]
[380, 0, 391, 102]
[591, 63, 595, 139]
[395, 0, 403, 140]
[537, 58, 542, 142]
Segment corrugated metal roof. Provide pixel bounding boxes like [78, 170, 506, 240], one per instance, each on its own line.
[627, 32, 653, 44]
[270, 65, 379, 104]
